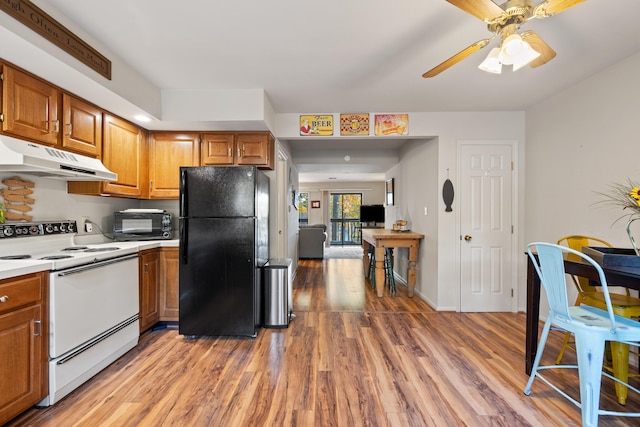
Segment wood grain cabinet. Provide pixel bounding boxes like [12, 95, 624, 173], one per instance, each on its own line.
[61, 93, 103, 158]
[0, 272, 48, 426]
[201, 132, 274, 170]
[1, 64, 59, 146]
[68, 114, 148, 198]
[139, 250, 160, 333]
[159, 248, 179, 322]
[1, 64, 103, 158]
[148, 132, 200, 199]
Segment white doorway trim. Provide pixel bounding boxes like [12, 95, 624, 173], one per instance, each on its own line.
[276, 146, 289, 259]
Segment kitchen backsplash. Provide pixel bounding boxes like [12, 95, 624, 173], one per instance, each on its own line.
[0, 172, 179, 236]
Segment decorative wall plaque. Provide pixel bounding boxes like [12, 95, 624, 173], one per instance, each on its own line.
[299, 115, 334, 136]
[0, 0, 112, 79]
[340, 114, 369, 136]
[374, 114, 409, 136]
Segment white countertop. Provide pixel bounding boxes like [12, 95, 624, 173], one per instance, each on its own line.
[0, 239, 179, 281]
[0, 259, 54, 281]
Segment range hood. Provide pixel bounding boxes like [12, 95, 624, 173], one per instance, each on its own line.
[0, 135, 117, 181]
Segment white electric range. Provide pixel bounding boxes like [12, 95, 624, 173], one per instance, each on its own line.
[0, 220, 140, 406]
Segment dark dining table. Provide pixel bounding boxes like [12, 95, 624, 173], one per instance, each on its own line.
[525, 253, 640, 374]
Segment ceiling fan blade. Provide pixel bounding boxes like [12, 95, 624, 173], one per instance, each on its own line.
[533, 0, 586, 18]
[422, 39, 490, 78]
[521, 30, 557, 68]
[446, 0, 506, 22]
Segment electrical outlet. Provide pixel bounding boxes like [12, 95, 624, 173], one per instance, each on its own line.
[81, 216, 93, 233]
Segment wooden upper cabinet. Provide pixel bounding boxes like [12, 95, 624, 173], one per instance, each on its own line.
[236, 133, 273, 169]
[68, 114, 147, 197]
[61, 94, 103, 158]
[1, 64, 60, 146]
[201, 132, 274, 170]
[102, 114, 148, 197]
[148, 132, 200, 199]
[201, 133, 235, 166]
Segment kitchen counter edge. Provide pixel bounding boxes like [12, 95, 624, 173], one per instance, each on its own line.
[0, 239, 179, 280]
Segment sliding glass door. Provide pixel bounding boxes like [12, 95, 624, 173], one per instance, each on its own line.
[329, 193, 362, 246]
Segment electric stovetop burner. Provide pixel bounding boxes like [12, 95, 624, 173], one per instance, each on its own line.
[0, 255, 32, 260]
[40, 255, 74, 260]
[84, 247, 120, 252]
[61, 246, 89, 252]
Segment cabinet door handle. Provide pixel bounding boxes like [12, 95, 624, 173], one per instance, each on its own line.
[51, 120, 60, 134]
[65, 122, 73, 136]
[227, 147, 232, 157]
[0, 295, 9, 303]
[145, 263, 149, 273]
[34, 320, 42, 336]
[237, 147, 241, 158]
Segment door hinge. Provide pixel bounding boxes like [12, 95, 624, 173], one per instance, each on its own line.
[511, 289, 514, 298]
[511, 225, 514, 234]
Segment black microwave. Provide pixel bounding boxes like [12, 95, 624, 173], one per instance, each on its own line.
[113, 210, 172, 241]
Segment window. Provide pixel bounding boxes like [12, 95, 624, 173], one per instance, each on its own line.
[329, 193, 362, 245]
[298, 192, 309, 225]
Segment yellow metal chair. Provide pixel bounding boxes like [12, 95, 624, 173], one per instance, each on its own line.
[557, 235, 640, 405]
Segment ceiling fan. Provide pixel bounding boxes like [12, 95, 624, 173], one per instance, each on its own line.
[422, 0, 586, 77]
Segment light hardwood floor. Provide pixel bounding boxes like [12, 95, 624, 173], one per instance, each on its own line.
[8, 257, 640, 426]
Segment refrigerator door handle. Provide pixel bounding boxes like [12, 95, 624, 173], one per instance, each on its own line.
[180, 169, 187, 217]
[180, 219, 188, 264]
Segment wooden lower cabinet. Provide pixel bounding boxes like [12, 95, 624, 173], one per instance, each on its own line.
[0, 272, 48, 426]
[139, 250, 160, 333]
[159, 248, 179, 321]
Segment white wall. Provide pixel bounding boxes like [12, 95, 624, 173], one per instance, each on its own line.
[525, 51, 640, 310]
[277, 112, 526, 311]
[387, 138, 439, 305]
[0, 173, 137, 238]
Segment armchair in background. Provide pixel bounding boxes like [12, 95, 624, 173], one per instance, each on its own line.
[298, 224, 327, 259]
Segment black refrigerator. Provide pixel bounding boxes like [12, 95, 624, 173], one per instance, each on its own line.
[178, 166, 269, 337]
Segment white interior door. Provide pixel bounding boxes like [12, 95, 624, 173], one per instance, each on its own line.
[460, 143, 514, 312]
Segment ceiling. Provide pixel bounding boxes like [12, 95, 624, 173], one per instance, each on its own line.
[27, 0, 640, 183]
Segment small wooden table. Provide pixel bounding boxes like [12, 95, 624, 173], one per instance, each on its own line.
[361, 228, 425, 297]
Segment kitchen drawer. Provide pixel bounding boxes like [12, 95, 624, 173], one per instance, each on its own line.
[0, 273, 45, 314]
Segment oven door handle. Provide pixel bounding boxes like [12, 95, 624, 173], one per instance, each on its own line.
[56, 254, 139, 276]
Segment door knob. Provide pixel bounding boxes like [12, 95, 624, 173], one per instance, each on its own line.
[464, 235, 472, 241]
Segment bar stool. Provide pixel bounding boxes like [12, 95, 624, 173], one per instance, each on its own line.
[367, 247, 395, 293]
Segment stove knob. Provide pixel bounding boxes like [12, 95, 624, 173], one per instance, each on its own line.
[67, 223, 75, 233]
[29, 226, 38, 234]
[60, 224, 66, 232]
[1, 227, 12, 237]
[45, 224, 54, 234]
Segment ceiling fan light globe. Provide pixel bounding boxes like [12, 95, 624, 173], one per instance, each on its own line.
[478, 47, 502, 74]
[498, 34, 525, 65]
[512, 43, 541, 71]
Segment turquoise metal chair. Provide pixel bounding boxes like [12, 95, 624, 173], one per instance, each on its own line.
[525, 242, 640, 427]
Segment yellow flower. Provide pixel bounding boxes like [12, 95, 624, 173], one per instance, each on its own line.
[595, 179, 640, 223]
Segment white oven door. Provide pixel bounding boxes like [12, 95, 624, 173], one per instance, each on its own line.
[50, 255, 139, 358]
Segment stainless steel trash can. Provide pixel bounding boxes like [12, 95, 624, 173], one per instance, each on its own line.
[262, 258, 292, 328]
